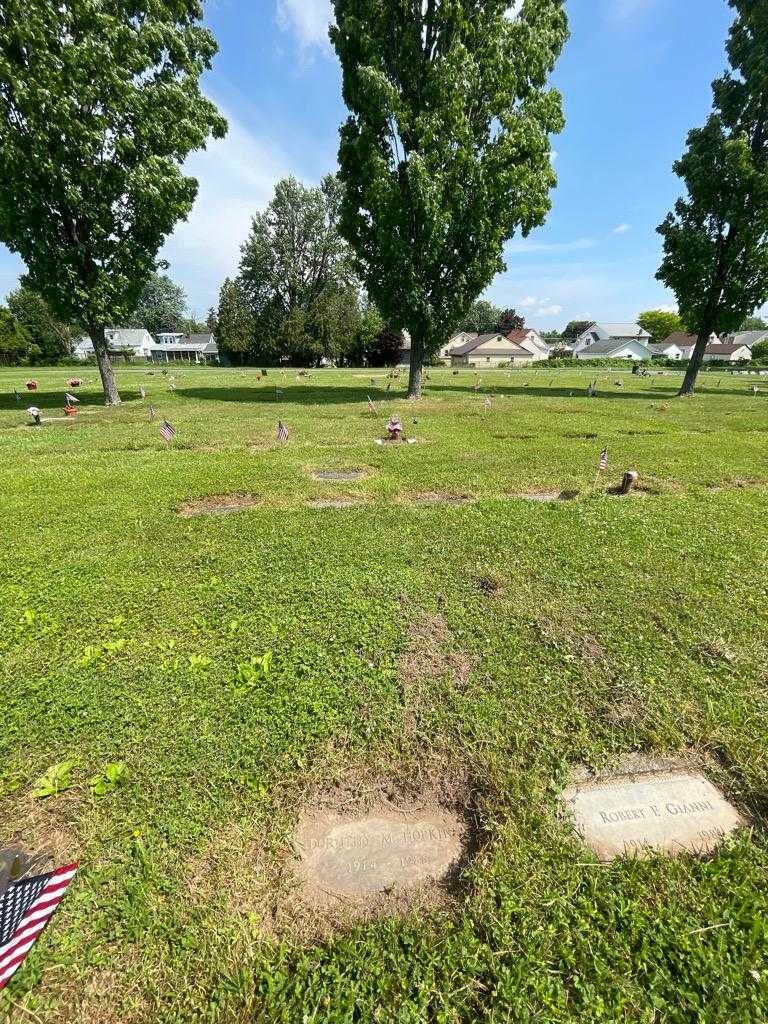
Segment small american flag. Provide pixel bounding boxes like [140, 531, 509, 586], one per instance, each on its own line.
[149, 405, 156, 421]
[367, 395, 377, 414]
[160, 420, 176, 442]
[0, 862, 77, 990]
[598, 448, 609, 472]
[484, 396, 492, 411]
[168, 382, 176, 391]
[64, 393, 79, 405]
[277, 420, 289, 442]
[139, 386, 146, 399]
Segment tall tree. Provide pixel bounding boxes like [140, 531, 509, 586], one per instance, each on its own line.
[6, 286, 75, 361]
[637, 309, 683, 342]
[216, 277, 257, 364]
[562, 320, 592, 342]
[331, 0, 568, 397]
[455, 300, 504, 334]
[740, 314, 767, 330]
[239, 175, 358, 364]
[0, 1, 226, 404]
[657, 0, 768, 396]
[497, 308, 525, 334]
[130, 274, 189, 335]
[0, 308, 35, 365]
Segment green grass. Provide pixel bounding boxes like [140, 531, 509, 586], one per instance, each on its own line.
[1, 363, 767, 1023]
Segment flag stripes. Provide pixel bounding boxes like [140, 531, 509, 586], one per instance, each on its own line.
[160, 420, 176, 442]
[0, 863, 77, 990]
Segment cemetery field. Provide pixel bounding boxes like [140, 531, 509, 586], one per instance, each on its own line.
[2, 363, 768, 1023]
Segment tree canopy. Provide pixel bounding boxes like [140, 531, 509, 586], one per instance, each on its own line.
[6, 286, 75, 362]
[0, 308, 34, 365]
[455, 300, 504, 335]
[637, 309, 684, 342]
[129, 275, 189, 336]
[657, 0, 768, 395]
[232, 175, 366, 366]
[0, 0, 226, 402]
[331, 0, 568, 396]
[562, 320, 592, 342]
[741, 314, 767, 330]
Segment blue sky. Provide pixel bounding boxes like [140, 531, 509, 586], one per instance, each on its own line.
[2, 0, 763, 331]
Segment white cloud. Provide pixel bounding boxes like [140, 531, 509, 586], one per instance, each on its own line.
[506, 236, 597, 255]
[277, 0, 333, 51]
[161, 106, 289, 313]
[537, 304, 563, 316]
[518, 295, 538, 308]
[613, 223, 631, 234]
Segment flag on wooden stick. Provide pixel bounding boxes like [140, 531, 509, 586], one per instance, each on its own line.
[64, 393, 79, 405]
[0, 862, 77, 990]
[598, 448, 609, 472]
[367, 395, 377, 414]
[277, 420, 289, 442]
[160, 420, 175, 442]
[149, 405, 156, 421]
[139, 386, 146, 399]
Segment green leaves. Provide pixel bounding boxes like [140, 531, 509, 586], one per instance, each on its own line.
[31, 761, 75, 799]
[233, 652, 273, 696]
[0, 0, 227, 402]
[88, 762, 127, 797]
[330, 0, 568, 389]
[656, 0, 768, 393]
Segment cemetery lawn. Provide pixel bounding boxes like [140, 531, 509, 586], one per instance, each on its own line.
[1, 364, 768, 1023]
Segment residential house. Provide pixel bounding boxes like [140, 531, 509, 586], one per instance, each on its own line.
[649, 341, 685, 360]
[661, 331, 720, 359]
[74, 328, 154, 361]
[449, 333, 534, 367]
[148, 333, 219, 364]
[703, 343, 752, 363]
[505, 328, 550, 362]
[573, 322, 652, 360]
[724, 330, 768, 351]
[440, 331, 475, 361]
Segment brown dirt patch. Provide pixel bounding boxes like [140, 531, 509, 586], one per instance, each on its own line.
[510, 489, 579, 503]
[399, 614, 473, 689]
[176, 493, 261, 517]
[184, 771, 484, 942]
[0, 792, 82, 874]
[474, 570, 506, 597]
[409, 492, 475, 506]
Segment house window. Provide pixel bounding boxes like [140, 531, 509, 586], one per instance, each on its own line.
[486, 356, 490, 362]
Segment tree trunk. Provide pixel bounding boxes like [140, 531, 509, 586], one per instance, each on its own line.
[90, 325, 122, 405]
[678, 326, 712, 397]
[407, 332, 425, 398]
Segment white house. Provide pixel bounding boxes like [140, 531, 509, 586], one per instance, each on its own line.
[148, 333, 219, 364]
[449, 333, 535, 367]
[724, 330, 768, 351]
[703, 343, 752, 363]
[505, 328, 550, 362]
[661, 332, 719, 359]
[74, 328, 154, 361]
[573, 323, 652, 361]
[649, 341, 685, 360]
[440, 332, 475, 361]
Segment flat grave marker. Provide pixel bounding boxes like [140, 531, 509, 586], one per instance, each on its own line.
[311, 470, 367, 482]
[561, 769, 744, 861]
[295, 811, 465, 897]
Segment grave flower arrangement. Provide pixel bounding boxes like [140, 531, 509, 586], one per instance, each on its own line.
[68, 378, 82, 388]
[26, 380, 38, 391]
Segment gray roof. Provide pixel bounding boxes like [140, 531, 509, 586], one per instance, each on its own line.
[727, 330, 768, 348]
[579, 338, 650, 355]
[596, 322, 651, 339]
[185, 333, 216, 346]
